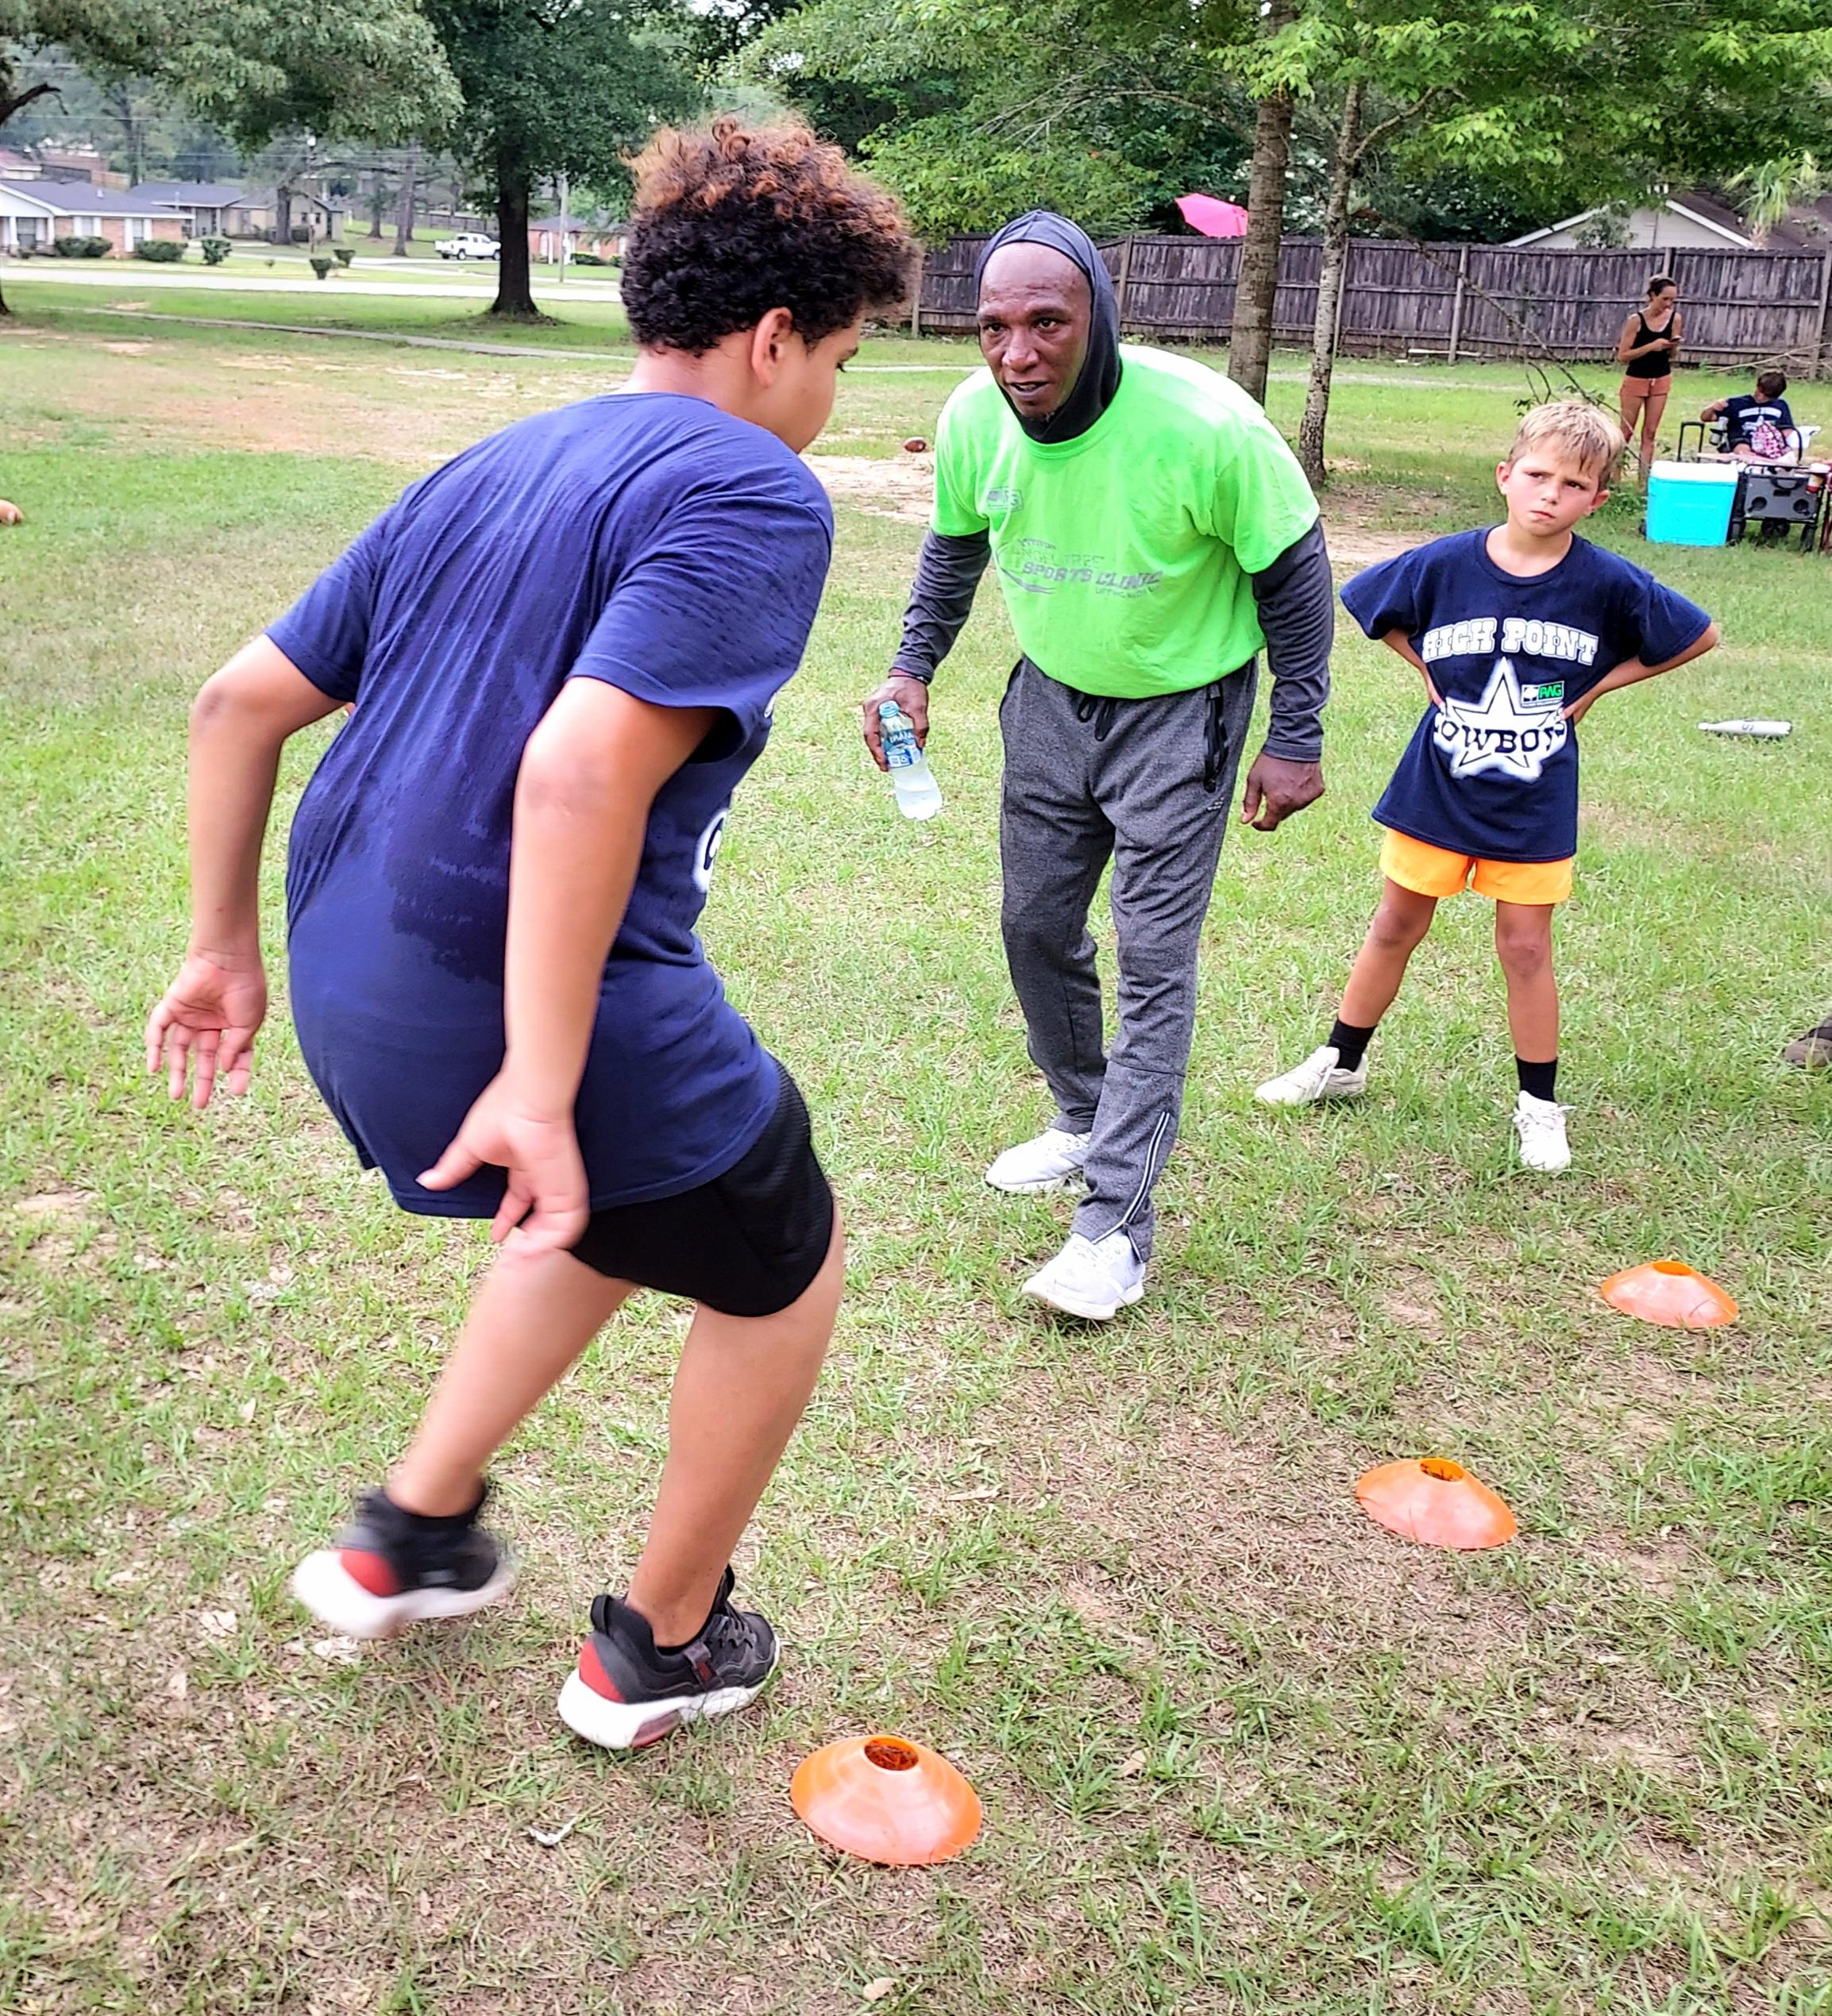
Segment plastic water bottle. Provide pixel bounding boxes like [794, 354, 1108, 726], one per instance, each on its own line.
[879, 701, 943, 820]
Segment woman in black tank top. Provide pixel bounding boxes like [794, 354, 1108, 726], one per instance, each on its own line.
[1617, 274, 1681, 472]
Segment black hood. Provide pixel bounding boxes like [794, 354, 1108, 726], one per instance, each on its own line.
[974, 210, 1121, 443]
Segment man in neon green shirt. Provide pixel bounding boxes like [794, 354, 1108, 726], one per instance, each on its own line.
[862, 211, 1334, 1319]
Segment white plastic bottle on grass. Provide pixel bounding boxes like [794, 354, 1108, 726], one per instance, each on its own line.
[879, 701, 943, 820]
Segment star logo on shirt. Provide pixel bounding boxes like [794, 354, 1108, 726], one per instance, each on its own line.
[1433, 657, 1568, 783]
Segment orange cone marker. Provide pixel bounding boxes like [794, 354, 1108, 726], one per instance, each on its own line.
[1599, 1260, 1737, 1330]
[1356, 1458, 1518, 1551]
[791, 1734, 982, 1865]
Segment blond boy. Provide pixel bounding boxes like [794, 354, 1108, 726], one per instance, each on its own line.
[1257, 402, 1718, 1170]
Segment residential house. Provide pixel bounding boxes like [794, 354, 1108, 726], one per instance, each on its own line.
[222, 188, 346, 241]
[0, 180, 185, 255]
[129, 180, 245, 237]
[1510, 191, 1832, 252]
[35, 144, 124, 189]
[528, 213, 627, 264]
[0, 146, 40, 179]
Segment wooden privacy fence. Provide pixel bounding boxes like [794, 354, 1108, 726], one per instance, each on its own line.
[916, 235, 1832, 376]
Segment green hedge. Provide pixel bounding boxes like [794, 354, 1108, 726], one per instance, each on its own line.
[52, 235, 110, 259]
[133, 238, 187, 263]
[200, 235, 233, 266]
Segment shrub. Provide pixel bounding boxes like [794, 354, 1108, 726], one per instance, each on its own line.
[569, 250, 607, 266]
[52, 236, 87, 258]
[83, 236, 110, 258]
[200, 235, 233, 266]
[133, 238, 187, 263]
[309, 255, 334, 279]
[333, 246, 353, 267]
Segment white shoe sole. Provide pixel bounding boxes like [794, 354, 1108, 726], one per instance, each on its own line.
[290, 1549, 518, 1640]
[1517, 1147, 1572, 1174]
[1020, 1270, 1146, 1321]
[1255, 1080, 1366, 1107]
[985, 1167, 1086, 1195]
[555, 1651, 777, 1752]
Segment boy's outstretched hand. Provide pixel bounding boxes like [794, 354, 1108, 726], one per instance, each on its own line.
[145, 952, 268, 1109]
[418, 1074, 589, 1259]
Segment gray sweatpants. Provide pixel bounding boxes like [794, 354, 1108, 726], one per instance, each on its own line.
[998, 655, 1257, 1260]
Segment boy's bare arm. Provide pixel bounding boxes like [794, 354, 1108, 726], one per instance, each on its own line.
[1379, 626, 1444, 708]
[1562, 622, 1720, 725]
[1700, 397, 1729, 421]
[146, 637, 344, 1108]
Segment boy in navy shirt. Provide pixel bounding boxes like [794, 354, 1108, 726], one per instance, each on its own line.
[1257, 402, 1717, 1170]
[1702, 368, 1797, 460]
[145, 121, 914, 1749]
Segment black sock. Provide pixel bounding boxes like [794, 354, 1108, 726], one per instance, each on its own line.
[1517, 1057, 1558, 1102]
[382, 1483, 487, 1533]
[1328, 1018, 1377, 1074]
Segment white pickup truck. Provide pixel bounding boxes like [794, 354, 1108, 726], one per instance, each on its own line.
[434, 233, 501, 260]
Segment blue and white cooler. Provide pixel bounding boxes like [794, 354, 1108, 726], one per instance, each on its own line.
[1645, 460, 1741, 546]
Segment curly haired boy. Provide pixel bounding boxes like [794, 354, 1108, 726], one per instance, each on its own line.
[145, 121, 915, 1749]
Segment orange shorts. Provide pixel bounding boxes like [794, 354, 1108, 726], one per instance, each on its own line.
[1379, 829, 1573, 906]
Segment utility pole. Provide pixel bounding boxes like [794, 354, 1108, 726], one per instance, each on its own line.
[557, 169, 569, 285]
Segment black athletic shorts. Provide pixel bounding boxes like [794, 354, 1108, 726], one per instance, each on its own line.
[569, 1065, 834, 1318]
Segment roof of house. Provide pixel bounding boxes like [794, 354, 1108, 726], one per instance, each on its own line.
[130, 180, 244, 206]
[1509, 189, 1830, 252]
[0, 179, 183, 218]
[234, 187, 348, 214]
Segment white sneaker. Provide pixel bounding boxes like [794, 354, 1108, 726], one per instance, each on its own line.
[1255, 1044, 1367, 1107]
[985, 1126, 1092, 1194]
[1020, 1231, 1146, 1320]
[1513, 1091, 1571, 1173]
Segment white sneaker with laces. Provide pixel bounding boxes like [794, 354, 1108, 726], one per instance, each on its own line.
[1255, 1044, 1368, 1107]
[985, 1126, 1092, 1194]
[1513, 1090, 1571, 1172]
[1020, 1230, 1146, 1320]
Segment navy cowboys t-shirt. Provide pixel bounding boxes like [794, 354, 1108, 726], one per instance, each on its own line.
[1341, 530, 1710, 863]
[269, 393, 833, 1216]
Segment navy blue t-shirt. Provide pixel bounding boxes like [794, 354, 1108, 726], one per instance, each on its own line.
[269, 392, 834, 1216]
[1341, 530, 1710, 863]
[1722, 394, 1795, 449]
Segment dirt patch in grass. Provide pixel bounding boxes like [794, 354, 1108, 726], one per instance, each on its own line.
[806, 453, 935, 525]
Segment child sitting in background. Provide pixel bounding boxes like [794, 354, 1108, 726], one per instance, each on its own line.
[1702, 369, 1798, 461]
[1256, 401, 1718, 1173]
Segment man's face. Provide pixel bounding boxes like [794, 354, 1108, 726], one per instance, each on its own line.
[977, 243, 1092, 424]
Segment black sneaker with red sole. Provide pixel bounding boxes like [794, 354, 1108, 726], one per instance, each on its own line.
[291, 1486, 518, 1640]
[557, 1567, 778, 1750]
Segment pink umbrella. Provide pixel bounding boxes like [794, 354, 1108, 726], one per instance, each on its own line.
[1176, 194, 1249, 238]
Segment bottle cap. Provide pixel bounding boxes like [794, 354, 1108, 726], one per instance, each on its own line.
[879, 702, 901, 720]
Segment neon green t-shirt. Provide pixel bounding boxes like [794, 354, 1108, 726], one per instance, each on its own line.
[931, 345, 1319, 699]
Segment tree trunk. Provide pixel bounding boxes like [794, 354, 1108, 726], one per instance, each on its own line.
[367, 183, 386, 239]
[273, 182, 294, 246]
[393, 145, 418, 256]
[490, 150, 542, 318]
[1229, 87, 1294, 404]
[1298, 79, 1363, 488]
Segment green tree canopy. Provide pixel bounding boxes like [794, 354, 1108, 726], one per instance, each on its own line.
[419, 0, 699, 318]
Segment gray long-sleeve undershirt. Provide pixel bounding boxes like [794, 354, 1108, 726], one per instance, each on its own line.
[889, 518, 1334, 765]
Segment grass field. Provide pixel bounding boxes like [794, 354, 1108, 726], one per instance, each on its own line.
[3, 294, 1830, 2016]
